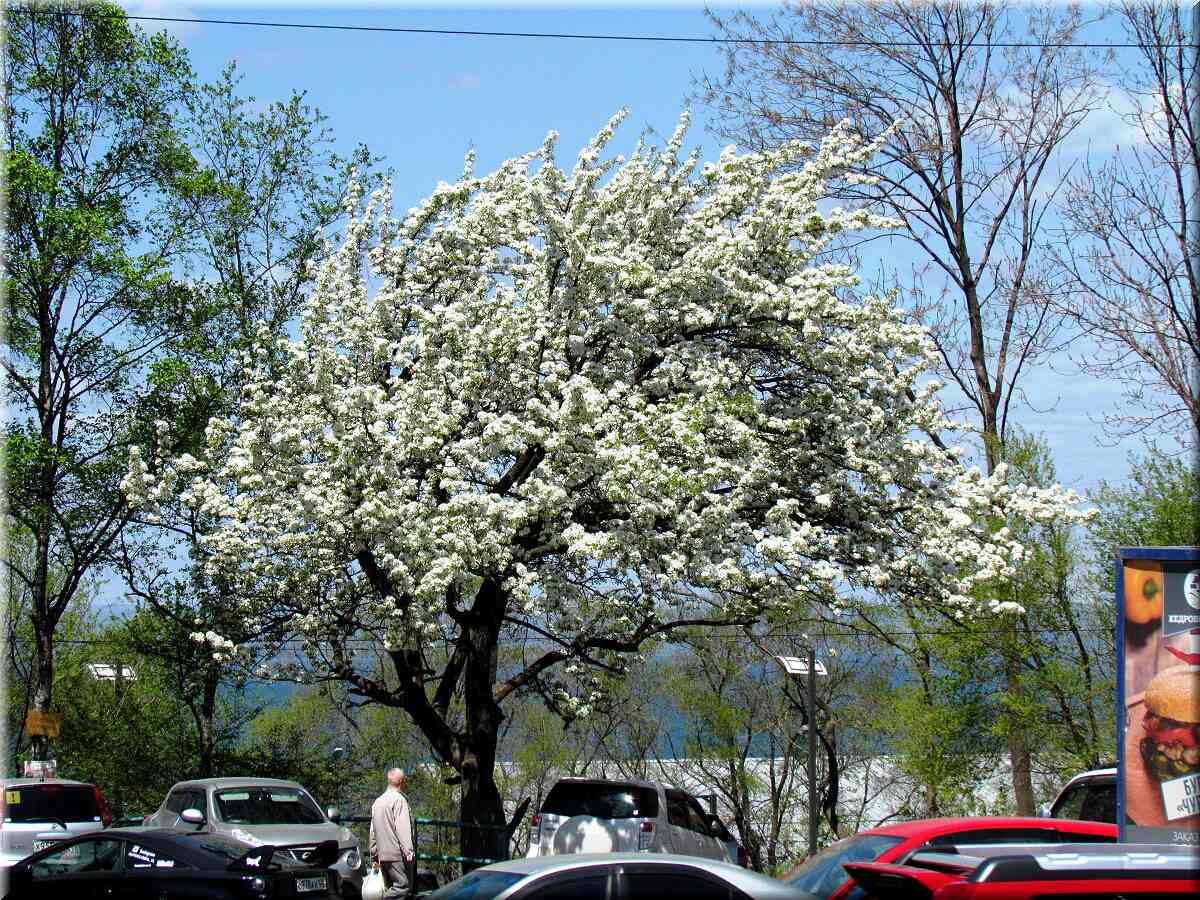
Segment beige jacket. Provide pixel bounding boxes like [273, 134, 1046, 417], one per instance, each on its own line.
[369, 788, 414, 862]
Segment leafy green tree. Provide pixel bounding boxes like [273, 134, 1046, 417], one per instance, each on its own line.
[1089, 450, 1199, 551]
[2, 0, 196, 763]
[115, 61, 377, 779]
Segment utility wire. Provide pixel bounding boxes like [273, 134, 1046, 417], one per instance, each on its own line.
[11, 624, 1113, 647]
[9, 7, 1191, 51]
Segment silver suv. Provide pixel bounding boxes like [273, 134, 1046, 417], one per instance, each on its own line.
[143, 777, 365, 897]
[526, 777, 730, 862]
[0, 778, 111, 866]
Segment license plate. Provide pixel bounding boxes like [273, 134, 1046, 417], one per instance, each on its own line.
[296, 875, 327, 893]
[32, 840, 65, 853]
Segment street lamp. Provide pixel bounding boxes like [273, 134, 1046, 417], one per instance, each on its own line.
[775, 651, 828, 860]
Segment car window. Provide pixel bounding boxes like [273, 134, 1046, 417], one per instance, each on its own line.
[31, 839, 123, 877]
[664, 791, 691, 829]
[685, 798, 713, 836]
[184, 790, 207, 814]
[786, 834, 904, 899]
[619, 867, 745, 900]
[3, 784, 101, 824]
[929, 828, 1059, 845]
[427, 870, 525, 900]
[1078, 783, 1117, 824]
[214, 787, 324, 825]
[1051, 784, 1088, 819]
[707, 817, 734, 842]
[523, 873, 611, 900]
[540, 783, 659, 820]
[165, 790, 189, 815]
[126, 841, 188, 870]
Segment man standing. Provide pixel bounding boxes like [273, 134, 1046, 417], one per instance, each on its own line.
[370, 768, 414, 898]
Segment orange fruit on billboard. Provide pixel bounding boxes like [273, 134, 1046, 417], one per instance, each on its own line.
[1124, 559, 1164, 624]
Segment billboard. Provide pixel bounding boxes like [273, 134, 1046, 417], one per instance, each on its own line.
[1118, 546, 1200, 843]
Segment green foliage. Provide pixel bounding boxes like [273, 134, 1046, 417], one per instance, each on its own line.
[1089, 449, 1199, 550]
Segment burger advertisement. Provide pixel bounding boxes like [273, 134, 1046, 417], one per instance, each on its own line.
[1120, 548, 1200, 843]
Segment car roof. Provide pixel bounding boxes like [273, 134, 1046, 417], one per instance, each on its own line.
[859, 816, 1117, 840]
[550, 777, 664, 790]
[168, 777, 305, 790]
[481, 853, 814, 898]
[1061, 766, 1117, 784]
[0, 778, 93, 789]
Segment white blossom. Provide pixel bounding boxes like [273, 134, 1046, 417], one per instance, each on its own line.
[124, 111, 1092, 668]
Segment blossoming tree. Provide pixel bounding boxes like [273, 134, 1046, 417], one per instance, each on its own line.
[125, 112, 1088, 847]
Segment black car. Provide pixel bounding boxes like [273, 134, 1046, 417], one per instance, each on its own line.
[3, 828, 340, 899]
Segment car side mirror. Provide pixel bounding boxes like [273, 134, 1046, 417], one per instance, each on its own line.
[180, 807, 206, 826]
[326, 806, 341, 823]
[1038, 803, 1052, 818]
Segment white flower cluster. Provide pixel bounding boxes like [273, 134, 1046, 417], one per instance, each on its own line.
[125, 111, 1092, 666]
[190, 630, 239, 662]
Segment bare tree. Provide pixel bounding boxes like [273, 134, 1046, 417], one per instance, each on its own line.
[699, 0, 1104, 814]
[1056, 0, 1200, 449]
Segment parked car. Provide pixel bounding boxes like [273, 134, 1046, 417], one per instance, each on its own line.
[0, 778, 111, 867]
[842, 842, 1200, 898]
[143, 777, 365, 898]
[781, 816, 1118, 900]
[429, 851, 819, 900]
[526, 778, 730, 862]
[1041, 765, 1118, 823]
[1, 827, 341, 899]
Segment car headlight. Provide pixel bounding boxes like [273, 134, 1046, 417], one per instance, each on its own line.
[342, 847, 362, 870]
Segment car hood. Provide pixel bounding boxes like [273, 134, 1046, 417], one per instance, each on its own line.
[217, 821, 354, 848]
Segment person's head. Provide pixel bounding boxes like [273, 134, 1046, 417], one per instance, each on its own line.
[386, 767, 407, 790]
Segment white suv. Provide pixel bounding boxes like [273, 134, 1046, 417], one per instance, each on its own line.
[526, 777, 730, 862]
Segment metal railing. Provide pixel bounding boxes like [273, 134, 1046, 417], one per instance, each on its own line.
[342, 815, 510, 874]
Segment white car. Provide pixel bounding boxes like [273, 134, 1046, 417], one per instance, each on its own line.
[1042, 766, 1118, 823]
[0, 778, 111, 867]
[526, 777, 730, 862]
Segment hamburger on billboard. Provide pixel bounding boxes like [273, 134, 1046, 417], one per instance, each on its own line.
[1120, 547, 1200, 842]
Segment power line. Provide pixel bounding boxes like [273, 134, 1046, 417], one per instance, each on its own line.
[9, 7, 1189, 51]
[10, 624, 1112, 648]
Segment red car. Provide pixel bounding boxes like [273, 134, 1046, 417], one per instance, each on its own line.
[782, 816, 1117, 900]
[843, 843, 1200, 898]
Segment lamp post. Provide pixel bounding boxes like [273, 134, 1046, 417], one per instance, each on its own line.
[776, 651, 827, 859]
[331, 746, 346, 818]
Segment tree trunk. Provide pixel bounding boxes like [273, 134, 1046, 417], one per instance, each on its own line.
[457, 577, 508, 868]
[28, 609, 54, 762]
[1004, 647, 1035, 815]
[197, 666, 220, 778]
[458, 747, 507, 868]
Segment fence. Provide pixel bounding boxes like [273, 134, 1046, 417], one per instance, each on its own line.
[342, 815, 512, 885]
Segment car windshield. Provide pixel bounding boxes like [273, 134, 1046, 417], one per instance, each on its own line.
[427, 870, 524, 900]
[541, 782, 659, 820]
[786, 834, 904, 899]
[214, 788, 325, 825]
[2, 784, 100, 824]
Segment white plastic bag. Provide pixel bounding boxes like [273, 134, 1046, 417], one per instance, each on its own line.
[361, 865, 386, 900]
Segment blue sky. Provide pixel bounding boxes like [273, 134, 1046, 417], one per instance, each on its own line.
[121, 0, 1174, 495]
